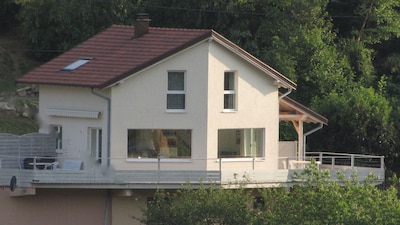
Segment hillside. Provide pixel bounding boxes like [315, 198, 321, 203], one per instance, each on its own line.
[0, 30, 41, 134]
[0, 30, 40, 92]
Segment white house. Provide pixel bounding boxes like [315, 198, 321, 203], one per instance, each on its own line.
[0, 17, 383, 225]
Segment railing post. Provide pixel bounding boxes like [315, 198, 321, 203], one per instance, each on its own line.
[219, 158, 222, 172]
[33, 156, 37, 171]
[331, 157, 335, 169]
[381, 156, 385, 169]
[286, 157, 289, 169]
[219, 158, 222, 181]
[157, 155, 161, 183]
[319, 152, 323, 164]
[351, 155, 354, 169]
[252, 157, 255, 170]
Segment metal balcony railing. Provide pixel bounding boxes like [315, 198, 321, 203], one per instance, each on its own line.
[0, 152, 385, 188]
[305, 152, 384, 169]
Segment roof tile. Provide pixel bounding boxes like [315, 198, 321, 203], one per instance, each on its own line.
[18, 25, 212, 88]
[17, 25, 296, 90]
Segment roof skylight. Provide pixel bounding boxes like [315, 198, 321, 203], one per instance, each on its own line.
[62, 57, 93, 71]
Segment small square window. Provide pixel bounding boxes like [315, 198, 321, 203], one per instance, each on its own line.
[167, 94, 185, 109]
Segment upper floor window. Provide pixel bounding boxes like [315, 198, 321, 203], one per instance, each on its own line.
[167, 71, 185, 110]
[224, 71, 236, 110]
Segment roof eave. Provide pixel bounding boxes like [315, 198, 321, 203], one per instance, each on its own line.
[280, 94, 328, 125]
[100, 30, 213, 89]
[210, 31, 297, 90]
[16, 80, 101, 89]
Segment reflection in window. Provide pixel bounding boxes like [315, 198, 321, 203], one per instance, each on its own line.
[128, 129, 191, 158]
[218, 128, 264, 158]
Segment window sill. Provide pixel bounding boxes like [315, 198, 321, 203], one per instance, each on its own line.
[126, 158, 192, 163]
[165, 109, 187, 113]
[222, 109, 237, 113]
[216, 157, 265, 162]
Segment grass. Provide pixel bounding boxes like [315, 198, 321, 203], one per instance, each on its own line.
[0, 117, 38, 135]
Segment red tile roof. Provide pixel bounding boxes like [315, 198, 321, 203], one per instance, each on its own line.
[17, 25, 296, 89]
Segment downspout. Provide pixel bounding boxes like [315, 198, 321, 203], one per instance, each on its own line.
[103, 190, 111, 225]
[91, 88, 111, 167]
[303, 123, 324, 159]
[279, 88, 292, 99]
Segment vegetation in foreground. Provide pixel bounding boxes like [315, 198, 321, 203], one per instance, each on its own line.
[142, 163, 400, 225]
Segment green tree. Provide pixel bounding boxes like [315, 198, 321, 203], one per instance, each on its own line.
[259, 162, 400, 225]
[143, 163, 400, 225]
[337, 38, 375, 86]
[17, 0, 135, 61]
[0, 0, 20, 32]
[142, 184, 256, 225]
[309, 85, 396, 158]
[253, 0, 353, 105]
[328, 0, 400, 44]
[141, 0, 260, 55]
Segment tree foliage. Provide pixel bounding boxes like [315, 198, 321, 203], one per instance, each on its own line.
[0, 0, 20, 32]
[259, 163, 400, 225]
[328, 0, 400, 44]
[142, 185, 256, 225]
[17, 0, 135, 61]
[310, 85, 396, 157]
[142, 163, 400, 225]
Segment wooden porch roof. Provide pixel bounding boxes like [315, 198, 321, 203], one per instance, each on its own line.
[279, 94, 328, 125]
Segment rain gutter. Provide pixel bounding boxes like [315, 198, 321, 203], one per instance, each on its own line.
[303, 123, 324, 158]
[91, 88, 111, 167]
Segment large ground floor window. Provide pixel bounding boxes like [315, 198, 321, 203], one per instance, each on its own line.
[218, 128, 264, 158]
[128, 129, 191, 158]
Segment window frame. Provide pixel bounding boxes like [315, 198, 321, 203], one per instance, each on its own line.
[52, 125, 63, 153]
[127, 129, 192, 160]
[61, 57, 93, 71]
[89, 128, 102, 163]
[166, 71, 186, 112]
[217, 128, 264, 158]
[223, 71, 237, 112]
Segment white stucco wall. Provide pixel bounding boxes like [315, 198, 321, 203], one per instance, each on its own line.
[109, 39, 280, 171]
[38, 85, 108, 161]
[110, 41, 209, 170]
[206, 41, 280, 170]
[37, 38, 281, 173]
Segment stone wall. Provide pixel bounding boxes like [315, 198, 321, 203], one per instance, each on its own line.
[0, 86, 38, 119]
